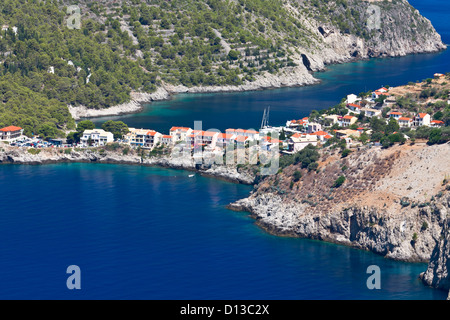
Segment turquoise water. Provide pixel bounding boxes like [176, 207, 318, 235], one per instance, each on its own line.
[0, 163, 446, 300]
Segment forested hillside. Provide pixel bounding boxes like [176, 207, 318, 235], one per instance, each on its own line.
[0, 0, 445, 138]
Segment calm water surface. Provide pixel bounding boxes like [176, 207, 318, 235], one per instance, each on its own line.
[0, 164, 446, 300]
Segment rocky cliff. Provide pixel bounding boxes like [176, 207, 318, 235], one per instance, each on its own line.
[228, 142, 450, 262]
[421, 203, 450, 293]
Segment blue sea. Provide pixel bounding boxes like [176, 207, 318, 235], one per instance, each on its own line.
[2, 0, 450, 300]
[0, 164, 446, 300]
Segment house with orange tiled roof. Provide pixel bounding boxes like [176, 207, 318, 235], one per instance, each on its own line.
[310, 130, 332, 143]
[124, 128, 161, 148]
[234, 135, 250, 147]
[0, 126, 24, 141]
[195, 131, 220, 148]
[430, 120, 445, 127]
[288, 133, 318, 152]
[347, 103, 362, 114]
[286, 118, 309, 129]
[413, 113, 431, 127]
[217, 133, 235, 147]
[170, 126, 192, 142]
[339, 115, 357, 127]
[160, 135, 173, 145]
[398, 117, 413, 128]
[389, 111, 402, 120]
[226, 128, 259, 139]
[144, 131, 163, 149]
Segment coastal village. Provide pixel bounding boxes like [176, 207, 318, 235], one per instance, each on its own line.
[1, 73, 449, 162]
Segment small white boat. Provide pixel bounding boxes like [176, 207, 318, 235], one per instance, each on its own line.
[188, 174, 195, 178]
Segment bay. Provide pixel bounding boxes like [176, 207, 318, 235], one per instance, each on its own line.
[0, 163, 446, 300]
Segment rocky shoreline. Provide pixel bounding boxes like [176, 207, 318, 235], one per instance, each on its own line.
[0, 146, 256, 185]
[227, 193, 449, 263]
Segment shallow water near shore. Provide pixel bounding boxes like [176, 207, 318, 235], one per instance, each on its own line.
[0, 163, 447, 299]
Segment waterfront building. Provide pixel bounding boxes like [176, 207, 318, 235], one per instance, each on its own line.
[170, 127, 193, 142]
[80, 129, 113, 147]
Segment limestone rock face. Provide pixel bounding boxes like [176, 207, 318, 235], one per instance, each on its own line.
[229, 194, 449, 262]
[421, 198, 450, 291]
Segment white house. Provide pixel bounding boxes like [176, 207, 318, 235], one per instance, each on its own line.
[346, 94, 359, 104]
[430, 120, 445, 127]
[324, 114, 340, 126]
[361, 107, 382, 118]
[413, 113, 431, 127]
[170, 127, 193, 142]
[311, 131, 331, 143]
[389, 111, 402, 120]
[306, 122, 322, 133]
[80, 129, 113, 147]
[347, 103, 362, 114]
[288, 133, 318, 152]
[398, 117, 413, 128]
[217, 133, 235, 147]
[144, 131, 162, 149]
[339, 115, 357, 127]
[0, 126, 24, 141]
[160, 135, 173, 145]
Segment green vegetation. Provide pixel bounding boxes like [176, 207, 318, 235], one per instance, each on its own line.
[332, 175, 346, 188]
[279, 144, 320, 170]
[0, 0, 436, 138]
[101, 120, 129, 140]
[27, 148, 41, 155]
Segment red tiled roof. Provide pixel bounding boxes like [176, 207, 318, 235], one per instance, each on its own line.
[398, 117, 412, 121]
[431, 120, 444, 124]
[162, 135, 172, 139]
[324, 135, 332, 139]
[417, 113, 428, 119]
[390, 112, 402, 115]
[0, 126, 22, 132]
[219, 133, 234, 139]
[311, 131, 328, 136]
[342, 115, 355, 120]
[202, 131, 219, 137]
[170, 126, 191, 132]
[348, 103, 361, 109]
[235, 136, 248, 142]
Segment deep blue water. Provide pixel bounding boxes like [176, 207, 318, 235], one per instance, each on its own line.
[0, 163, 446, 300]
[2, 0, 450, 300]
[93, 0, 450, 135]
